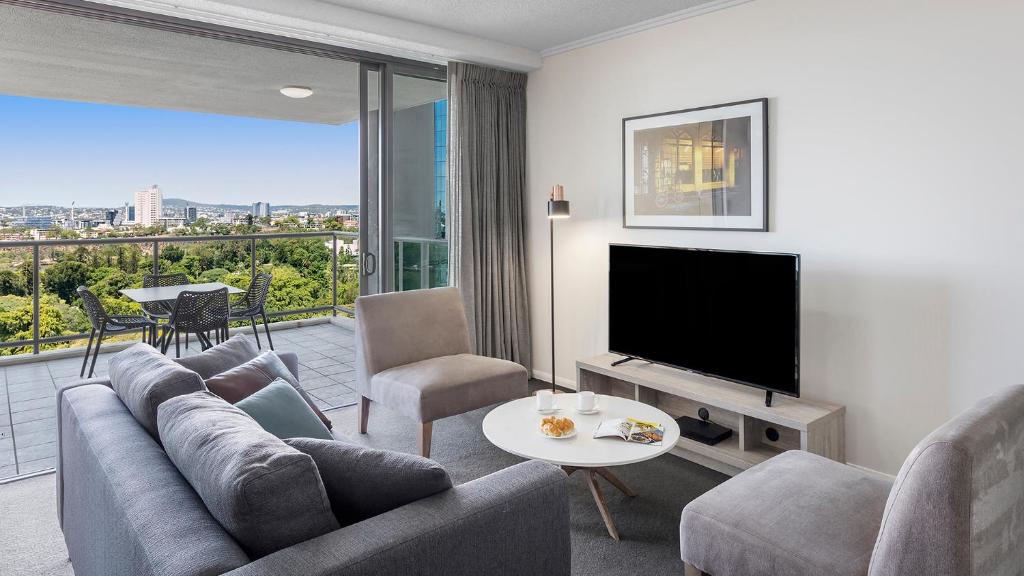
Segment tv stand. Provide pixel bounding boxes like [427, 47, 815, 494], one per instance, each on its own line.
[577, 354, 845, 476]
[610, 355, 638, 367]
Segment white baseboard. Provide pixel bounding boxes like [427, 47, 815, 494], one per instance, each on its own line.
[847, 462, 897, 481]
[530, 369, 577, 391]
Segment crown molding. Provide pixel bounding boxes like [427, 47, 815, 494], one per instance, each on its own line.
[539, 0, 756, 58]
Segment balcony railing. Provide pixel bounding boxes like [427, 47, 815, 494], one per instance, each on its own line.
[0, 231, 357, 356]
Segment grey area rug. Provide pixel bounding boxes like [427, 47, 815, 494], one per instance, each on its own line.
[0, 402, 726, 576]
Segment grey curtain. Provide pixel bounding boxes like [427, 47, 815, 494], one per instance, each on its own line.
[447, 62, 531, 370]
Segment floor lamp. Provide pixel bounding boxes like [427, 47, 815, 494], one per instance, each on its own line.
[547, 185, 570, 393]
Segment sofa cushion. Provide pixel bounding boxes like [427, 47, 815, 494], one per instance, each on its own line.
[205, 351, 331, 429]
[370, 353, 527, 422]
[236, 379, 333, 440]
[157, 391, 339, 558]
[173, 334, 259, 379]
[108, 343, 206, 438]
[285, 437, 452, 526]
[680, 450, 893, 576]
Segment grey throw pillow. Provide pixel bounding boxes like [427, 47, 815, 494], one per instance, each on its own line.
[173, 334, 260, 379]
[236, 379, 333, 441]
[108, 343, 205, 438]
[285, 438, 452, 526]
[206, 351, 332, 429]
[157, 391, 339, 558]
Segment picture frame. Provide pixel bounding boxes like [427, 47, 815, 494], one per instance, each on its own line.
[622, 98, 768, 231]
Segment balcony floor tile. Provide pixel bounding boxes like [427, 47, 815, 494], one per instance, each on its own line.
[0, 321, 356, 482]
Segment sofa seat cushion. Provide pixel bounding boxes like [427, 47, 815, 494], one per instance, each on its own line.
[371, 353, 527, 422]
[285, 437, 452, 526]
[680, 450, 893, 576]
[157, 391, 340, 558]
[109, 343, 206, 438]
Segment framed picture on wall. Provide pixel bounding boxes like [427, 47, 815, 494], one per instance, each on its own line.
[622, 98, 768, 231]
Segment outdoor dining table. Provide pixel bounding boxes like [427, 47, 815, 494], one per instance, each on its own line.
[118, 281, 244, 303]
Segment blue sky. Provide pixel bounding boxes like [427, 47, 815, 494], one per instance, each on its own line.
[0, 95, 358, 207]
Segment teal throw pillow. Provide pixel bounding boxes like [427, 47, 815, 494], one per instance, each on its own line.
[235, 379, 333, 440]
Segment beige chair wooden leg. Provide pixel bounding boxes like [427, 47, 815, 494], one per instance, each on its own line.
[683, 562, 702, 576]
[419, 422, 433, 458]
[358, 396, 370, 434]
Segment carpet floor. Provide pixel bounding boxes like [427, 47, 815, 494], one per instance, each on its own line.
[0, 401, 727, 576]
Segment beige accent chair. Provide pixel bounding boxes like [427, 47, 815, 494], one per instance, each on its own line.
[680, 384, 1024, 576]
[355, 287, 528, 457]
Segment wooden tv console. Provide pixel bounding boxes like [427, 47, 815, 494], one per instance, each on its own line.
[577, 354, 846, 476]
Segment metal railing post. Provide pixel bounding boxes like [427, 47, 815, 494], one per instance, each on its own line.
[250, 238, 257, 278]
[151, 241, 159, 275]
[420, 239, 430, 289]
[32, 244, 40, 355]
[332, 234, 338, 316]
[396, 240, 404, 291]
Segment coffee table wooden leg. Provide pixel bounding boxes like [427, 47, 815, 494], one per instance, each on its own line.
[595, 466, 636, 497]
[584, 469, 620, 541]
[561, 466, 580, 476]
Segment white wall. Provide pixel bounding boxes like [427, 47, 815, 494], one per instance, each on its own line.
[526, 0, 1024, 475]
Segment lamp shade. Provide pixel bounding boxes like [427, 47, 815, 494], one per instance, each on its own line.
[547, 200, 570, 219]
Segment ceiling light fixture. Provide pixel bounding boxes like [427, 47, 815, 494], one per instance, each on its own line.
[280, 86, 313, 99]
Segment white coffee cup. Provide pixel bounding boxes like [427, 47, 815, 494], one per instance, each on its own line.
[536, 390, 554, 411]
[577, 391, 596, 412]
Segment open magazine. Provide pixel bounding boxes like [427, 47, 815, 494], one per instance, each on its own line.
[593, 418, 665, 445]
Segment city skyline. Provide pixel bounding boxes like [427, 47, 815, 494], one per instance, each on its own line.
[0, 94, 359, 207]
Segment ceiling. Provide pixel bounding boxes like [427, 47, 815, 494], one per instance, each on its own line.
[0, 3, 445, 124]
[318, 0, 728, 53]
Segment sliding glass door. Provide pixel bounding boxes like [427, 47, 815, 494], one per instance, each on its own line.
[359, 66, 448, 296]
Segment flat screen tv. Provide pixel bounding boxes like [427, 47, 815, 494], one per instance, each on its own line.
[609, 244, 800, 402]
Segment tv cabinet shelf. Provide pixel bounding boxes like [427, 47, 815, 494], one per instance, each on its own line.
[577, 353, 845, 476]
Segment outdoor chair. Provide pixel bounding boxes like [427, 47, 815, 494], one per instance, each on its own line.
[77, 286, 156, 378]
[159, 288, 229, 358]
[140, 272, 188, 322]
[228, 272, 274, 350]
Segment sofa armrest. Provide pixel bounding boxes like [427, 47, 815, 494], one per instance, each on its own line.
[278, 351, 299, 380]
[223, 460, 570, 576]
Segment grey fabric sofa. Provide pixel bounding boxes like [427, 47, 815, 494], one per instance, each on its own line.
[355, 287, 528, 457]
[56, 353, 570, 576]
[680, 384, 1024, 576]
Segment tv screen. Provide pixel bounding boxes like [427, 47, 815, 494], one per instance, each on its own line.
[609, 244, 800, 397]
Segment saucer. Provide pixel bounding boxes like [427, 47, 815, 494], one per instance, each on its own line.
[536, 407, 560, 415]
[574, 405, 600, 415]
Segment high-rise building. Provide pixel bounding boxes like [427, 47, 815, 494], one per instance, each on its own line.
[252, 202, 271, 218]
[134, 185, 162, 226]
[185, 205, 198, 223]
[105, 210, 118, 226]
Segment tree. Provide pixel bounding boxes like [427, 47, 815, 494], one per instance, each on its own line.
[0, 270, 27, 296]
[42, 260, 90, 303]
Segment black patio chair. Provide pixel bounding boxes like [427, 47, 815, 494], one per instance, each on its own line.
[141, 272, 188, 322]
[78, 286, 156, 378]
[229, 272, 274, 350]
[159, 288, 229, 358]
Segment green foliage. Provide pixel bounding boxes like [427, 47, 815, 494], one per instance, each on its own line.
[198, 268, 230, 283]
[42, 260, 90, 303]
[0, 269, 27, 296]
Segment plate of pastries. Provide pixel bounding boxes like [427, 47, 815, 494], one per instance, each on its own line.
[540, 415, 576, 438]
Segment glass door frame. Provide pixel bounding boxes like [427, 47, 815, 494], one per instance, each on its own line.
[361, 62, 447, 296]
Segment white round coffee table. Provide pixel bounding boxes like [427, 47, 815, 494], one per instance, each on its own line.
[482, 393, 681, 540]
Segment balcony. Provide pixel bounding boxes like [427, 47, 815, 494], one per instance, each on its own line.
[0, 231, 447, 483]
[0, 321, 356, 482]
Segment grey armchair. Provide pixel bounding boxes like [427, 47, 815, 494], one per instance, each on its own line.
[355, 287, 528, 457]
[680, 384, 1024, 576]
